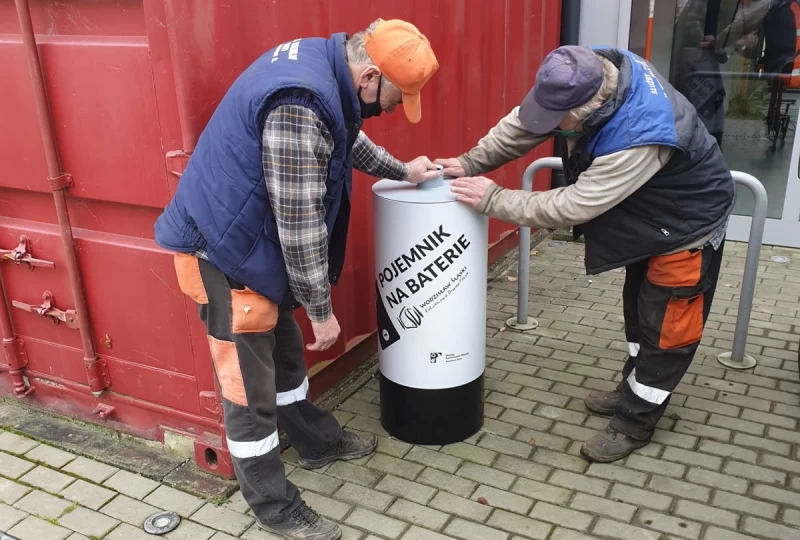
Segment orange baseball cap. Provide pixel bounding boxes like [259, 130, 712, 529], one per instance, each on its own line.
[364, 19, 439, 123]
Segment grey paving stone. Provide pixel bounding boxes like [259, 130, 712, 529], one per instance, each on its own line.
[429, 491, 491, 522]
[712, 490, 778, 520]
[635, 510, 701, 540]
[648, 475, 711, 503]
[103, 470, 160, 500]
[400, 527, 456, 540]
[515, 428, 570, 452]
[24, 445, 75, 469]
[697, 440, 758, 464]
[62, 456, 120, 483]
[375, 475, 436, 505]
[0, 502, 29, 531]
[685, 467, 749, 494]
[742, 516, 800, 540]
[59, 479, 117, 510]
[387, 498, 449, 531]
[530, 448, 587, 473]
[662, 447, 723, 470]
[327, 461, 382, 487]
[19, 466, 74, 494]
[477, 434, 532, 459]
[440, 442, 497, 466]
[0, 477, 31, 505]
[529, 502, 593, 532]
[367, 453, 424, 480]
[487, 510, 551, 540]
[444, 518, 509, 540]
[8, 515, 71, 540]
[101, 494, 160, 526]
[417, 467, 476, 498]
[335, 482, 394, 512]
[143, 485, 206, 517]
[164, 519, 216, 539]
[724, 460, 786, 485]
[609, 484, 673, 512]
[58, 506, 120, 538]
[626, 455, 685, 478]
[549, 469, 609, 497]
[301, 491, 352, 521]
[287, 468, 342, 495]
[511, 477, 572, 505]
[0, 451, 36, 479]
[674, 500, 739, 529]
[473, 485, 533, 515]
[493, 454, 551, 482]
[456, 461, 515, 490]
[191, 502, 255, 536]
[14, 489, 72, 520]
[570, 492, 636, 522]
[345, 507, 407, 539]
[404, 446, 462, 474]
[0, 432, 39, 455]
[585, 463, 648, 487]
[703, 527, 760, 540]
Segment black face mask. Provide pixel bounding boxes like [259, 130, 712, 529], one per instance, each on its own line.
[358, 75, 383, 119]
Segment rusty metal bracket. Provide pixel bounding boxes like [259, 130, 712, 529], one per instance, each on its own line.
[12, 291, 79, 328]
[199, 391, 222, 420]
[0, 235, 55, 270]
[47, 173, 73, 191]
[165, 150, 191, 178]
[92, 403, 115, 420]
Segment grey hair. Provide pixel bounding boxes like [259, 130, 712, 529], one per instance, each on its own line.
[570, 54, 619, 121]
[346, 19, 399, 92]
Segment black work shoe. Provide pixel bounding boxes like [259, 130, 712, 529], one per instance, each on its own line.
[258, 502, 342, 540]
[583, 390, 621, 416]
[580, 425, 650, 463]
[297, 431, 377, 470]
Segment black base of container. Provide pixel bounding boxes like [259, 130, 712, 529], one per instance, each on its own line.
[379, 372, 484, 445]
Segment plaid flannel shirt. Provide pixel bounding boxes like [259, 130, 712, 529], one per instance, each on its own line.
[262, 104, 408, 322]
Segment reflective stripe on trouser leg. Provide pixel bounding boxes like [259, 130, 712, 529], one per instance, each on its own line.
[194, 258, 302, 523]
[276, 377, 309, 406]
[627, 343, 640, 358]
[611, 244, 724, 440]
[626, 368, 670, 405]
[272, 311, 343, 458]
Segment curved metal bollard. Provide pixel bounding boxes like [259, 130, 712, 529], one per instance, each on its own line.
[507, 158, 768, 371]
[506, 157, 562, 331]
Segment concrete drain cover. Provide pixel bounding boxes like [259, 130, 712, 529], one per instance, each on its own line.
[548, 241, 565, 247]
[144, 511, 181, 535]
[770, 255, 790, 263]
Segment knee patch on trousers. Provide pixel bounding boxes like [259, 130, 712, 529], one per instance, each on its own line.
[207, 336, 248, 406]
[647, 250, 705, 350]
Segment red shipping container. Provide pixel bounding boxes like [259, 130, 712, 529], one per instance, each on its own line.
[0, 0, 559, 476]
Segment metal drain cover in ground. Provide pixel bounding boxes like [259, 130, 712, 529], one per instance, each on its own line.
[144, 511, 181, 535]
[770, 255, 790, 263]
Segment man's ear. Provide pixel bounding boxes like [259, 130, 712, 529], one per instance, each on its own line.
[359, 65, 381, 88]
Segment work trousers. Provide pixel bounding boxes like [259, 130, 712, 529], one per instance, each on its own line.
[174, 254, 343, 523]
[611, 243, 724, 440]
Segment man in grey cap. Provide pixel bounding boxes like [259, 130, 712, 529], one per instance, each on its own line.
[437, 46, 734, 463]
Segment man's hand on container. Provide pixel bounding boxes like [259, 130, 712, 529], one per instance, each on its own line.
[307, 314, 341, 352]
[451, 176, 496, 210]
[406, 156, 441, 184]
[434, 157, 465, 178]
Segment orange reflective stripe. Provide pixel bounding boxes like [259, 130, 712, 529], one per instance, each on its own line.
[230, 288, 278, 334]
[646, 250, 702, 288]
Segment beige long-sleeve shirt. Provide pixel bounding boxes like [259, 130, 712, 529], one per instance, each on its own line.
[458, 106, 673, 230]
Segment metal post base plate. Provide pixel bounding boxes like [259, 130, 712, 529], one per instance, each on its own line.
[717, 352, 757, 370]
[506, 317, 539, 331]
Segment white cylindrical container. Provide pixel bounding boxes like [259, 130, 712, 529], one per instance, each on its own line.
[372, 171, 488, 445]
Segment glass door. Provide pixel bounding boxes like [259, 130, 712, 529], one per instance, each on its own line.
[629, 0, 800, 247]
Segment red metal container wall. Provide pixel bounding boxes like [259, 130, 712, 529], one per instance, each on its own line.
[0, 0, 559, 445]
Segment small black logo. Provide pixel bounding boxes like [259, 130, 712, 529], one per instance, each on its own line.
[398, 306, 424, 329]
[430, 352, 442, 363]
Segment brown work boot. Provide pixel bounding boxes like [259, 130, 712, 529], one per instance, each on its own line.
[297, 431, 377, 470]
[583, 390, 621, 416]
[258, 501, 341, 540]
[580, 425, 650, 463]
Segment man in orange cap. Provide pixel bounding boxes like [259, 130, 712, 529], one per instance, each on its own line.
[154, 19, 439, 540]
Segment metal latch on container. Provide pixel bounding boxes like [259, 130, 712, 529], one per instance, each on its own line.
[0, 235, 55, 270]
[12, 291, 79, 328]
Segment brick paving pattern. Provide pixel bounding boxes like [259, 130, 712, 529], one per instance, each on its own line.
[0, 239, 798, 539]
